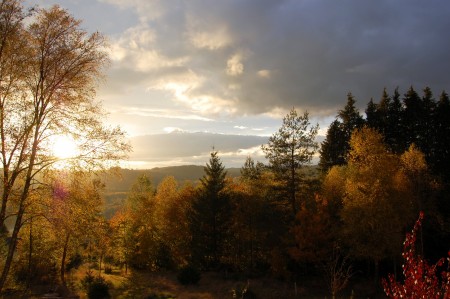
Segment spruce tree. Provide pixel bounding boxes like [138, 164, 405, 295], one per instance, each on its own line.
[319, 93, 364, 172]
[189, 150, 230, 269]
[319, 120, 346, 171]
[434, 91, 450, 180]
[386, 88, 405, 153]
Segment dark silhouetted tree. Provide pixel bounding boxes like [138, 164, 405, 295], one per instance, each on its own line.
[262, 108, 319, 216]
[320, 93, 364, 172]
[319, 120, 346, 171]
[190, 150, 231, 269]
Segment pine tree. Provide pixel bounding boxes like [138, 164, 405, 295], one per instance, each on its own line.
[402, 86, 423, 147]
[386, 88, 405, 153]
[319, 120, 346, 171]
[319, 93, 364, 172]
[434, 91, 450, 180]
[262, 109, 319, 216]
[240, 156, 264, 181]
[190, 150, 230, 269]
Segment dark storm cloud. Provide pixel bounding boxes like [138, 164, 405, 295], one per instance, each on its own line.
[109, 0, 450, 116]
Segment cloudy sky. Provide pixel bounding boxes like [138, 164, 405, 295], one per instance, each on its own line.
[27, 0, 450, 168]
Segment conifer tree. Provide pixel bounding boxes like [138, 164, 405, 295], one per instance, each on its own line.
[434, 91, 450, 180]
[190, 150, 230, 269]
[319, 120, 346, 171]
[386, 88, 405, 153]
[319, 93, 364, 172]
[262, 108, 319, 216]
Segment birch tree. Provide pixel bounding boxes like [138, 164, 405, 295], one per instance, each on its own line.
[0, 2, 129, 291]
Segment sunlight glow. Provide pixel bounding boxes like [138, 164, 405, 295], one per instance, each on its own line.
[51, 135, 79, 160]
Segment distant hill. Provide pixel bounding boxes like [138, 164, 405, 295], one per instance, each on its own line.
[103, 165, 241, 193]
[101, 165, 241, 218]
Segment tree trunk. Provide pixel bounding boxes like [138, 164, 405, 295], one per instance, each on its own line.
[373, 259, 380, 288]
[60, 233, 71, 285]
[0, 124, 39, 293]
[0, 205, 25, 293]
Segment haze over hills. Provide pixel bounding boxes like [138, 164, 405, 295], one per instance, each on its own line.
[125, 131, 324, 169]
[103, 165, 241, 193]
[102, 165, 241, 218]
[126, 131, 270, 169]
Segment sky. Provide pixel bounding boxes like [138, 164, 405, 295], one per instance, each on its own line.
[26, 0, 450, 168]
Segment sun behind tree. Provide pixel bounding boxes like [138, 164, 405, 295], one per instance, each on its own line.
[51, 135, 79, 159]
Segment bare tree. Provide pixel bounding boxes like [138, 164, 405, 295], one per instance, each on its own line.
[322, 245, 354, 299]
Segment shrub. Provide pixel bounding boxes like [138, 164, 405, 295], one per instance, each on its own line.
[177, 265, 201, 285]
[81, 271, 111, 299]
[382, 212, 450, 298]
[231, 281, 257, 299]
[146, 292, 176, 299]
[104, 266, 113, 274]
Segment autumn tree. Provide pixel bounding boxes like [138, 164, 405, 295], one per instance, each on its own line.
[340, 127, 413, 281]
[240, 156, 265, 181]
[46, 172, 106, 285]
[189, 150, 231, 269]
[124, 174, 157, 269]
[0, 3, 129, 291]
[289, 194, 334, 264]
[223, 160, 282, 273]
[153, 176, 191, 268]
[262, 108, 319, 216]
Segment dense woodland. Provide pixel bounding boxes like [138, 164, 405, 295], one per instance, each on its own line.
[1, 1, 450, 298]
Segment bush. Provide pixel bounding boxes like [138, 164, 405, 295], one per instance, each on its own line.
[382, 212, 450, 298]
[177, 265, 201, 285]
[81, 271, 111, 299]
[146, 292, 176, 299]
[104, 266, 113, 274]
[231, 281, 257, 299]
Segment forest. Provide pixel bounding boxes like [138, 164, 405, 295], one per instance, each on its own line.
[1, 1, 450, 298]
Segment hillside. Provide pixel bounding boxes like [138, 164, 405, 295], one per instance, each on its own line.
[102, 165, 241, 218]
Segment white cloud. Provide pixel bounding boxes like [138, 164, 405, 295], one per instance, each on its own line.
[108, 25, 188, 71]
[257, 69, 271, 78]
[118, 106, 214, 122]
[163, 127, 185, 133]
[226, 53, 244, 76]
[99, 0, 166, 22]
[188, 27, 232, 50]
[186, 13, 233, 50]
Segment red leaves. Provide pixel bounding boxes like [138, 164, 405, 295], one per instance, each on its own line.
[382, 212, 450, 299]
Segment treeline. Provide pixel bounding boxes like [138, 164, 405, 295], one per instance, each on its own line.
[2, 86, 450, 297]
[105, 86, 450, 295]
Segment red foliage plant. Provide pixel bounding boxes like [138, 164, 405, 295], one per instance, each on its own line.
[382, 212, 450, 299]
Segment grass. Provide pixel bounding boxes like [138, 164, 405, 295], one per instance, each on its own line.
[18, 264, 385, 299]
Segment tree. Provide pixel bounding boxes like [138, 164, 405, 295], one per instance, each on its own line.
[383, 212, 450, 299]
[319, 93, 364, 172]
[319, 120, 346, 171]
[386, 87, 405, 153]
[0, 3, 130, 291]
[46, 172, 106, 285]
[189, 150, 230, 269]
[262, 108, 319, 216]
[433, 91, 450, 181]
[337, 93, 365, 155]
[154, 176, 191, 268]
[340, 127, 414, 281]
[125, 174, 157, 270]
[240, 156, 264, 181]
